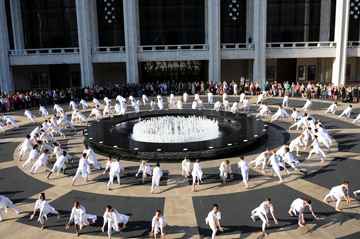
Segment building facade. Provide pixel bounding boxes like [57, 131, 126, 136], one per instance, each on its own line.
[0, 0, 358, 93]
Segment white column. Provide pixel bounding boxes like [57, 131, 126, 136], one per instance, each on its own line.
[123, 0, 139, 83]
[205, 0, 208, 44]
[10, 0, 24, 52]
[0, 0, 14, 93]
[76, 0, 94, 87]
[332, 0, 350, 86]
[253, 0, 266, 86]
[246, 0, 254, 41]
[208, 0, 221, 83]
[319, 0, 331, 41]
[89, 0, 99, 48]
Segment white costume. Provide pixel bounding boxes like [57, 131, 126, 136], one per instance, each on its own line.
[150, 101, 156, 110]
[90, 108, 102, 120]
[222, 93, 227, 103]
[137, 163, 152, 182]
[93, 98, 100, 106]
[338, 106, 353, 119]
[30, 153, 49, 173]
[307, 139, 326, 161]
[72, 157, 90, 184]
[323, 185, 349, 208]
[58, 118, 76, 131]
[231, 102, 239, 113]
[80, 99, 88, 110]
[108, 161, 124, 188]
[120, 102, 127, 115]
[158, 99, 164, 110]
[283, 152, 301, 172]
[256, 105, 269, 118]
[151, 166, 163, 193]
[214, 101, 222, 111]
[69, 101, 78, 111]
[22, 148, 39, 167]
[103, 104, 112, 116]
[53, 104, 64, 114]
[256, 93, 264, 105]
[249, 152, 269, 170]
[0, 195, 21, 222]
[50, 123, 65, 138]
[25, 110, 36, 123]
[192, 162, 203, 183]
[301, 100, 313, 111]
[181, 159, 191, 179]
[39, 106, 49, 118]
[83, 147, 101, 170]
[289, 136, 305, 152]
[251, 202, 274, 232]
[192, 101, 198, 109]
[205, 210, 221, 239]
[237, 160, 249, 187]
[243, 99, 250, 112]
[353, 114, 360, 124]
[0, 122, 4, 133]
[177, 101, 183, 109]
[51, 154, 71, 175]
[269, 155, 282, 181]
[151, 215, 167, 235]
[142, 94, 149, 105]
[289, 198, 313, 223]
[3, 115, 18, 127]
[183, 92, 188, 103]
[325, 103, 338, 115]
[69, 205, 97, 226]
[103, 209, 129, 238]
[34, 199, 59, 224]
[194, 93, 200, 101]
[282, 95, 289, 107]
[208, 92, 213, 103]
[223, 99, 229, 111]
[219, 162, 232, 181]
[239, 93, 245, 103]
[116, 95, 124, 104]
[290, 111, 302, 122]
[132, 101, 140, 113]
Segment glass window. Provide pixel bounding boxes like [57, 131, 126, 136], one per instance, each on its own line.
[139, 0, 205, 45]
[97, 0, 125, 46]
[40, 72, 49, 88]
[267, 0, 321, 42]
[221, 0, 246, 43]
[21, 0, 78, 48]
[30, 73, 39, 88]
[5, 0, 14, 49]
[308, 65, 316, 81]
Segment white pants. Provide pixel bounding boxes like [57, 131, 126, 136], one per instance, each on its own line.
[282, 99, 288, 107]
[0, 126, 4, 133]
[271, 165, 282, 181]
[271, 113, 282, 122]
[325, 108, 336, 115]
[256, 110, 268, 118]
[352, 117, 360, 124]
[0, 202, 21, 222]
[39, 208, 59, 224]
[108, 172, 120, 188]
[27, 116, 35, 123]
[72, 168, 88, 183]
[107, 222, 120, 238]
[324, 193, 342, 208]
[251, 208, 267, 231]
[241, 169, 249, 187]
[338, 112, 351, 119]
[51, 130, 65, 138]
[30, 162, 47, 173]
[64, 123, 76, 131]
[289, 205, 302, 223]
[23, 156, 37, 167]
[41, 111, 49, 117]
[19, 147, 31, 158]
[219, 170, 229, 180]
[6, 120, 18, 127]
[308, 148, 326, 161]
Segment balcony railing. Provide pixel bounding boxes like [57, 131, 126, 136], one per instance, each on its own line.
[138, 44, 209, 53]
[348, 41, 360, 48]
[266, 42, 336, 50]
[9, 47, 80, 56]
[91, 46, 125, 54]
[221, 43, 254, 50]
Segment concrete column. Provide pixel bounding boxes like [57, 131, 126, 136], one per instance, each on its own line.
[332, 0, 350, 86]
[319, 0, 331, 41]
[246, 0, 254, 42]
[9, 0, 24, 52]
[76, 0, 94, 87]
[304, 1, 310, 41]
[0, 0, 14, 93]
[123, 0, 139, 83]
[89, 0, 99, 48]
[253, 0, 266, 86]
[208, 0, 221, 83]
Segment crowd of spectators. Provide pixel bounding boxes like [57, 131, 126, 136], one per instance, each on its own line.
[1, 78, 359, 113]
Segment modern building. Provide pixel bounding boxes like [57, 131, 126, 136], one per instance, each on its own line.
[0, 0, 358, 93]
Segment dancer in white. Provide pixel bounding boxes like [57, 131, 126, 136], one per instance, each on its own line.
[30, 193, 60, 230]
[18, 135, 33, 161]
[289, 134, 306, 156]
[93, 97, 100, 107]
[205, 204, 223, 239]
[151, 163, 163, 194]
[103, 96, 111, 106]
[266, 150, 283, 183]
[83, 144, 101, 170]
[192, 159, 203, 192]
[353, 113, 360, 124]
[72, 153, 91, 186]
[197, 98, 205, 109]
[24, 108, 36, 123]
[142, 93, 149, 105]
[243, 97, 250, 113]
[191, 100, 198, 109]
[116, 95, 124, 104]
[314, 129, 331, 151]
[288, 197, 319, 227]
[223, 98, 229, 111]
[22, 145, 39, 167]
[0, 122, 4, 133]
[231, 101, 239, 114]
[338, 105, 353, 119]
[3, 113, 18, 128]
[183, 92, 189, 103]
[256, 103, 269, 118]
[114, 102, 121, 115]
[89, 106, 102, 120]
[135, 161, 152, 183]
[282, 148, 307, 176]
[194, 93, 200, 102]
[69, 100, 78, 111]
[301, 98, 313, 111]
[256, 92, 264, 106]
[149, 210, 168, 239]
[208, 91, 214, 103]
[107, 157, 127, 190]
[53, 103, 64, 114]
[37, 140, 54, 154]
[131, 100, 140, 113]
[168, 98, 175, 109]
[150, 100, 156, 110]
[39, 104, 49, 118]
[79, 98, 88, 111]
[282, 93, 289, 107]
[354, 190, 360, 196]
[40, 130, 59, 145]
[290, 108, 303, 122]
[270, 105, 289, 123]
[158, 99, 164, 110]
[177, 100, 183, 109]
[236, 156, 250, 188]
[58, 116, 77, 131]
[323, 181, 352, 212]
[120, 101, 127, 115]
[30, 149, 50, 174]
[324, 102, 338, 115]
[50, 122, 66, 139]
[103, 102, 113, 116]
[239, 92, 245, 103]
[0, 195, 21, 222]
[214, 99, 222, 111]
[181, 156, 191, 182]
[102, 205, 129, 238]
[249, 148, 270, 174]
[275, 144, 290, 174]
[219, 160, 233, 184]
[156, 94, 162, 102]
[65, 201, 97, 237]
[288, 114, 309, 130]
[47, 151, 73, 179]
[250, 198, 278, 237]
[50, 114, 58, 126]
[305, 135, 326, 162]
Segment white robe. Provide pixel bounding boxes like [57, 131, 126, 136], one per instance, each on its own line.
[192, 162, 203, 183]
[83, 147, 101, 170]
[0, 195, 21, 222]
[151, 167, 163, 193]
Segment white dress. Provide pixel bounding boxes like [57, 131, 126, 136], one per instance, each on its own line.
[192, 162, 203, 183]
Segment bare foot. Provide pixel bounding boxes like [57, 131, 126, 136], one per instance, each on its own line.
[323, 200, 329, 204]
[335, 208, 342, 212]
[305, 158, 310, 160]
[354, 191, 358, 196]
[58, 213, 61, 219]
[251, 216, 256, 222]
[263, 232, 269, 237]
[298, 223, 304, 227]
[320, 161, 325, 163]
[288, 211, 294, 216]
[41, 225, 45, 230]
[245, 186, 250, 189]
[278, 181, 283, 184]
[296, 154, 301, 157]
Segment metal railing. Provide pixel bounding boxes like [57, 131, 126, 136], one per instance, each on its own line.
[138, 44, 209, 53]
[348, 41, 360, 48]
[91, 46, 126, 54]
[9, 47, 80, 56]
[221, 43, 254, 50]
[266, 42, 336, 49]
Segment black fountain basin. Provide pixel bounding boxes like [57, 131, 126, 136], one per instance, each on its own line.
[83, 109, 268, 161]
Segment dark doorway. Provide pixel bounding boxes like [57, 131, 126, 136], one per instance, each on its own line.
[49, 65, 70, 89]
[277, 59, 297, 83]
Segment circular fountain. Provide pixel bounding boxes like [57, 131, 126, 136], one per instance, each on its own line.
[83, 109, 267, 161]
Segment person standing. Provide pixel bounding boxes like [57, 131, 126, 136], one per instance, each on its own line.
[181, 156, 191, 182]
[250, 198, 278, 237]
[65, 201, 97, 237]
[266, 150, 283, 184]
[135, 161, 152, 184]
[236, 156, 250, 189]
[192, 159, 203, 192]
[151, 163, 163, 194]
[30, 193, 60, 230]
[219, 160, 233, 184]
[205, 204, 223, 239]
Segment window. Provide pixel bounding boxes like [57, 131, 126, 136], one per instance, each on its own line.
[298, 65, 306, 81]
[308, 65, 316, 81]
[30, 73, 39, 88]
[21, 0, 78, 49]
[267, 66, 275, 82]
[221, 0, 246, 43]
[267, 0, 321, 42]
[40, 72, 49, 88]
[139, 0, 205, 45]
